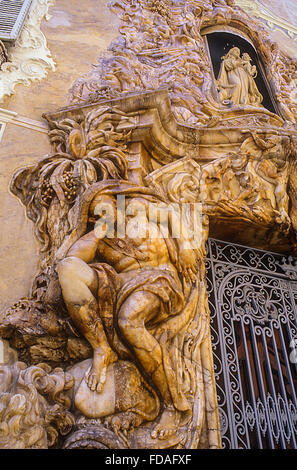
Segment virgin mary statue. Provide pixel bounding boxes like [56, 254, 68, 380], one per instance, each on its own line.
[216, 47, 263, 107]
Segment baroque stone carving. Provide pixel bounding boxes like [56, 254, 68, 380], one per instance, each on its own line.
[202, 132, 291, 230]
[68, 0, 297, 127]
[1, 0, 297, 450]
[0, 360, 75, 448]
[0, 100, 217, 449]
[0, 41, 8, 69]
[0, 0, 55, 102]
[217, 47, 263, 106]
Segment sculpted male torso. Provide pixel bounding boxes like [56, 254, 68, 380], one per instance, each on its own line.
[57, 193, 197, 439]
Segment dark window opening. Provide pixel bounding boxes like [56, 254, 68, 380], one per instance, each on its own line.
[206, 31, 278, 115]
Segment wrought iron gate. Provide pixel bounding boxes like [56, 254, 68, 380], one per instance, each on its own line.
[206, 239, 297, 449]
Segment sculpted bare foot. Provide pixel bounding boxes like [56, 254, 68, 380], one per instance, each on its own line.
[151, 406, 179, 440]
[85, 347, 117, 393]
[104, 412, 143, 435]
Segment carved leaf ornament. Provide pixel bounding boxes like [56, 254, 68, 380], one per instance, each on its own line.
[11, 107, 129, 262]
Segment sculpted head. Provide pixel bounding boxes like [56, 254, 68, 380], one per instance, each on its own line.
[227, 47, 241, 58]
[89, 193, 117, 225]
[242, 53, 251, 62]
[167, 173, 200, 203]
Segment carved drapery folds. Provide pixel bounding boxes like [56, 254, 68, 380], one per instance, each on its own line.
[1, 0, 297, 450]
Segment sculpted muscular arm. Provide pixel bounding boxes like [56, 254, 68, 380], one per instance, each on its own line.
[167, 205, 203, 284]
[66, 193, 116, 262]
[58, 198, 117, 393]
[67, 230, 100, 263]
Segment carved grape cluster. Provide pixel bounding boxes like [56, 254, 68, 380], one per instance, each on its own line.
[63, 171, 79, 202]
[11, 300, 28, 310]
[40, 179, 55, 207]
[39, 172, 79, 206]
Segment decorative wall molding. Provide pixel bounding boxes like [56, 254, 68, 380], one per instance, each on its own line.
[0, 0, 55, 102]
[0, 107, 16, 142]
[235, 0, 297, 41]
[0, 106, 48, 142]
[12, 114, 48, 133]
[0, 108, 18, 123]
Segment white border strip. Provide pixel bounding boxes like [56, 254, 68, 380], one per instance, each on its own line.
[0, 107, 48, 142]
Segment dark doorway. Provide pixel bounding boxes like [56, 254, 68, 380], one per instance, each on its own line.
[206, 32, 278, 114]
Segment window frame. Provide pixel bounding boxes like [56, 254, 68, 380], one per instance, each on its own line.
[0, 0, 32, 42]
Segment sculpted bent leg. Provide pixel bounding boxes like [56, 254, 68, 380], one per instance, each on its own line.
[118, 290, 179, 439]
[57, 256, 117, 392]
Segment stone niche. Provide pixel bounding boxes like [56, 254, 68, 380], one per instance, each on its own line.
[205, 30, 278, 113]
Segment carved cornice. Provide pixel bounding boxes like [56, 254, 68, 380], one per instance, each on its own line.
[45, 89, 200, 165]
[235, 0, 297, 42]
[45, 88, 297, 166]
[0, 0, 55, 102]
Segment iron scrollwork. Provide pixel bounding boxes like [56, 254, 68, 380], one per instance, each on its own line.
[207, 238, 297, 449]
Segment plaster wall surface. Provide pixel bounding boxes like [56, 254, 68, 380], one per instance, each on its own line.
[237, 0, 297, 58]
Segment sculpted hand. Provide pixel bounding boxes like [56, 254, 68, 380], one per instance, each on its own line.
[178, 249, 198, 284]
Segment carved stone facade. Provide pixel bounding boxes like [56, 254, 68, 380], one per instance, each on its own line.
[0, 0, 296, 449]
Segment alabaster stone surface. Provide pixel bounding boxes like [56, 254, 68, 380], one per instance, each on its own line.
[0, 0, 297, 450]
[216, 47, 263, 106]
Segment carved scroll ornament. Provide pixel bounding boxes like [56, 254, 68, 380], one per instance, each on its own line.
[0, 0, 55, 102]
